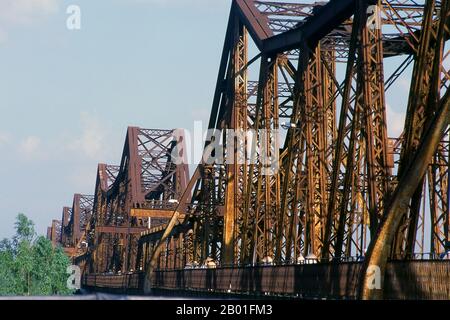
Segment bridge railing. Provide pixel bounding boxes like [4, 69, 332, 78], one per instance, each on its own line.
[82, 259, 450, 299]
[152, 263, 361, 299]
[83, 272, 144, 291]
[152, 260, 450, 299]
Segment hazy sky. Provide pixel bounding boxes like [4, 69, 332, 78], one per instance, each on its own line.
[0, 0, 410, 239]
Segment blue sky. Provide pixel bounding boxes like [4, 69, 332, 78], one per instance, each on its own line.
[0, 0, 411, 239]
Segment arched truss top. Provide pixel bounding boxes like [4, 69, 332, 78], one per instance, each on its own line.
[47, 219, 62, 247]
[238, 0, 438, 57]
[97, 164, 120, 193]
[60, 194, 94, 249]
[62, 206, 72, 230]
[105, 127, 189, 209]
[73, 127, 190, 272]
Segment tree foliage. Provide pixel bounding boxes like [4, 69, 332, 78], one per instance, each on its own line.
[0, 214, 74, 296]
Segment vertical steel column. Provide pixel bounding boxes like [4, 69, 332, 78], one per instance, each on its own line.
[323, 0, 365, 259]
[359, 0, 391, 238]
[393, 0, 447, 257]
[240, 55, 280, 264]
[276, 41, 310, 263]
[223, 16, 248, 265]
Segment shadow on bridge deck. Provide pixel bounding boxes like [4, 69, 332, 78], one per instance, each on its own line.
[0, 293, 203, 300]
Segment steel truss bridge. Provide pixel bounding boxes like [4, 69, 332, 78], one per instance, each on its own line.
[46, 0, 450, 299]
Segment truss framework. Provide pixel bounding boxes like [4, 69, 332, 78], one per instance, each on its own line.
[44, 1, 450, 299]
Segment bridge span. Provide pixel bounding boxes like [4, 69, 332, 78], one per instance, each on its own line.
[46, 0, 450, 300]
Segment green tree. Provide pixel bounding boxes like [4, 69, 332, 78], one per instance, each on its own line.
[13, 213, 35, 246]
[30, 236, 73, 295]
[0, 214, 74, 296]
[15, 239, 34, 295]
[0, 239, 16, 295]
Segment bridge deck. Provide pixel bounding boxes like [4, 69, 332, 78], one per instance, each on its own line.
[82, 261, 450, 299]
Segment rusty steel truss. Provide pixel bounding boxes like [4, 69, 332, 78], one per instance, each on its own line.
[58, 194, 94, 256]
[46, 0, 450, 299]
